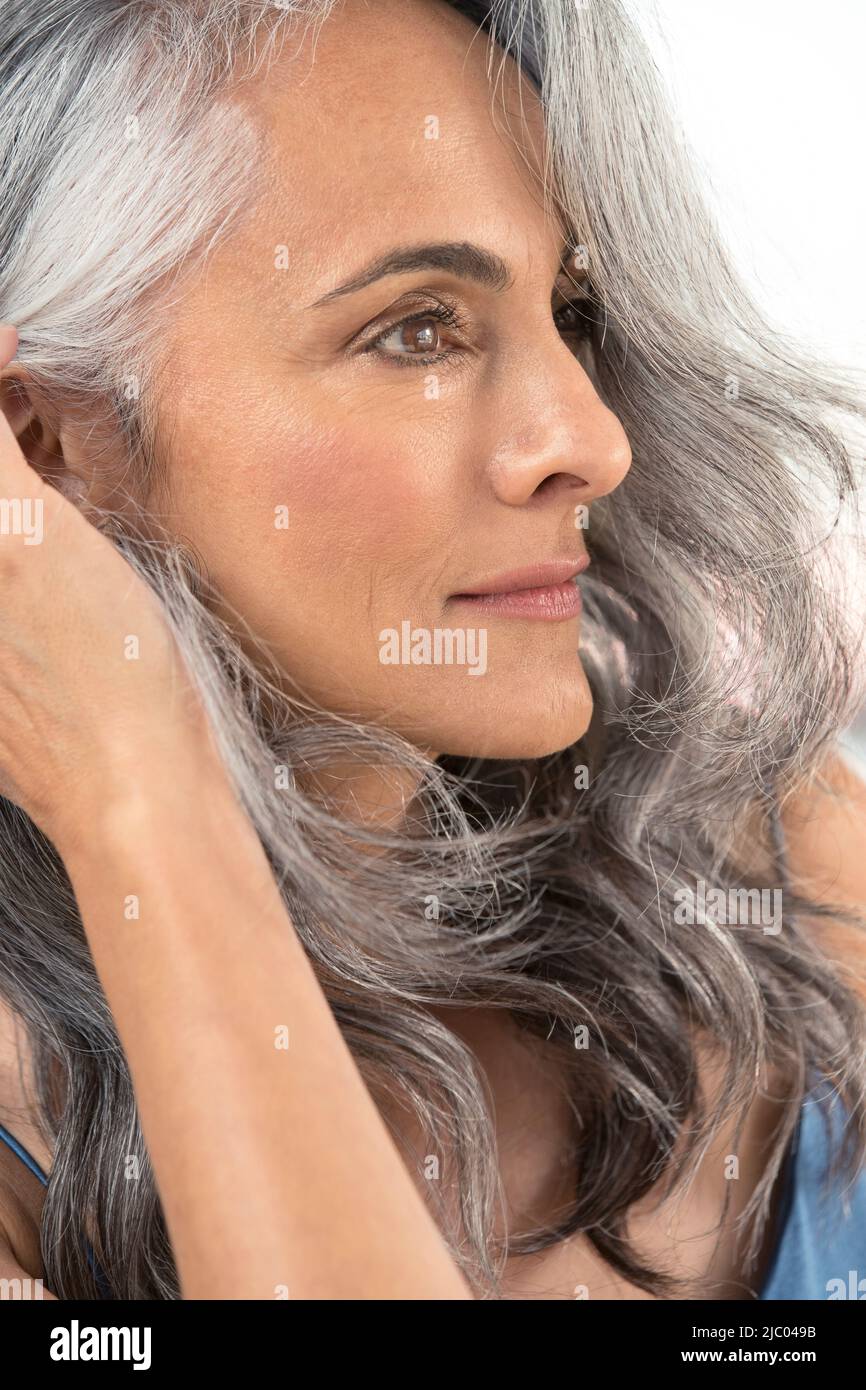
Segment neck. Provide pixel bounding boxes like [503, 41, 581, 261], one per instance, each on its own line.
[297, 755, 434, 836]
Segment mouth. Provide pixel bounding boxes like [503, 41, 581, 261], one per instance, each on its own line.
[448, 556, 590, 621]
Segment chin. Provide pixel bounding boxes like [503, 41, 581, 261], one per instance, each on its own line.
[404, 668, 595, 761]
[436, 717, 592, 760]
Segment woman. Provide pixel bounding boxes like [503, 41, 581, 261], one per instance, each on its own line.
[0, 0, 865, 1302]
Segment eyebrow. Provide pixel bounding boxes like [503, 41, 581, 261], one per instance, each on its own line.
[309, 237, 578, 308]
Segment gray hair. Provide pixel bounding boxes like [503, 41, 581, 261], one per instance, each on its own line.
[1, 0, 866, 1300]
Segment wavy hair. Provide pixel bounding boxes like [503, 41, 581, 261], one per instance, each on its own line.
[1, 0, 866, 1300]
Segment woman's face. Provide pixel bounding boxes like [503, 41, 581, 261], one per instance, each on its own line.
[150, 0, 632, 759]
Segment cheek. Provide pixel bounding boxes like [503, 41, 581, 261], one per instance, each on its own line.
[177, 414, 465, 654]
[239, 421, 458, 588]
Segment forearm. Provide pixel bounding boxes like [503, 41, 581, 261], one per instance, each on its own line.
[60, 735, 472, 1300]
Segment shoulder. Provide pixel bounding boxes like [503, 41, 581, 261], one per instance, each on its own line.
[778, 745, 866, 997]
[779, 747, 866, 911]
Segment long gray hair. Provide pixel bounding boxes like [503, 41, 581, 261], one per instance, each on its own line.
[2, 0, 866, 1300]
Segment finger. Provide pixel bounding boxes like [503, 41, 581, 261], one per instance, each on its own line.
[0, 323, 18, 366]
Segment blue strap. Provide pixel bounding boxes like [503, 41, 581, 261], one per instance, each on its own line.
[0, 1120, 48, 1185]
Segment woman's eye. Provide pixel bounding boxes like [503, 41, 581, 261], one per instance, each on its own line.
[361, 299, 468, 366]
[373, 315, 444, 358]
[361, 290, 595, 370]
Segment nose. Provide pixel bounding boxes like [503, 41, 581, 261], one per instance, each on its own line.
[485, 350, 632, 510]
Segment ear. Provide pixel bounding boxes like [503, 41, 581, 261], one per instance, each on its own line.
[0, 362, 73, 493]
[0, 360, 131, 515]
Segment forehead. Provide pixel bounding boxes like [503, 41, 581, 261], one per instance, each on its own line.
[224, 0, 559, 292]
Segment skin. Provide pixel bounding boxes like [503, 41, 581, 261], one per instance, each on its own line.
[0, 0, 864, 1299]
[138, 0, 629, 762]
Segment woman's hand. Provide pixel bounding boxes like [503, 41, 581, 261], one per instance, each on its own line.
[0, 323, 207, 856]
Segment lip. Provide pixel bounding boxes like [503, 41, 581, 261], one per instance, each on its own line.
[448, 556, 590, 621]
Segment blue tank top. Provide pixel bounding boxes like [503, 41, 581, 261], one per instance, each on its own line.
[2, 1080, 865, 1299]
[759, 1080, 866, 1300]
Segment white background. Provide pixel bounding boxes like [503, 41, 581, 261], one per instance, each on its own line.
[634, 0, 865, 365]
[633, 0, 866, 768]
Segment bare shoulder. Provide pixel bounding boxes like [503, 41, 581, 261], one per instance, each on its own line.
[778, 746, 866, 996]
[779, 748, 866, 910]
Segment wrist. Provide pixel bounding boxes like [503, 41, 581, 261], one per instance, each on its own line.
[53, 710, 238, 868]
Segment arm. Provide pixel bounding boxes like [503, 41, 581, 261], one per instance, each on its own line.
[58, 729, 472, 1300]
[0, 320, 470, 1301]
